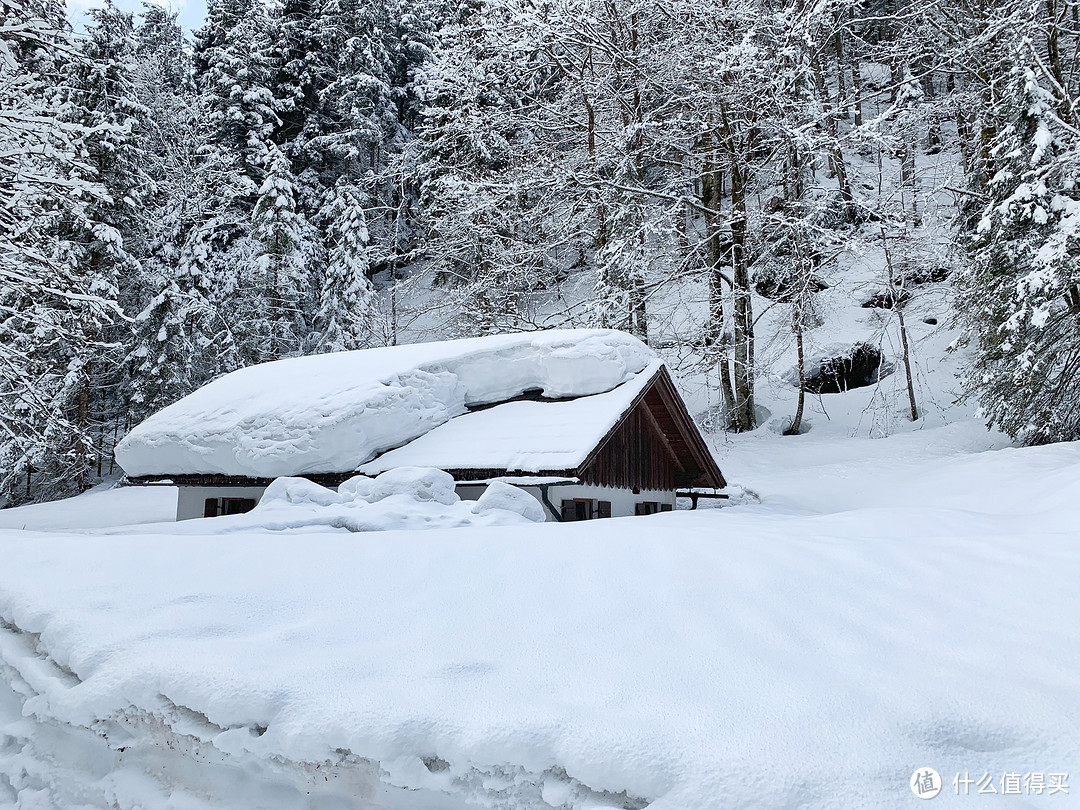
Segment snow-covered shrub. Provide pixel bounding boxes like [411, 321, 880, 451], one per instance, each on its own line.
[337, 474, 376, 503]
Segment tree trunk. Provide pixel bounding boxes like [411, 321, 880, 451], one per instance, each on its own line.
[700, 130, 736, 425]
[897, 303, 919, 421]
[900, 137, 918, 224]
[849, 7, 863, 127]
[631, 223, 648, 340]
[75, 365, 91, 493]
[785, 311, 806, 436]
[882, 231, 918, 421]
[811, 51, 855, 222]
[730, 158, 756, 432]
[833, 17, 848, 122]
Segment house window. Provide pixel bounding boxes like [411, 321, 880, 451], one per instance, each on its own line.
[597, 500, 612, 518]
[203, 497, 257, 518]
[635, 501, 659, 516]
[561, 498, 594, 521]
[660, 503, 673, 512]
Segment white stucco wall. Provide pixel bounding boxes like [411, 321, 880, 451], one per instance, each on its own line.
[459, 483, 674, 521]
[176, 486, 268, 521]
[542, 484, 675, 520]
[176, 482, 674, 522]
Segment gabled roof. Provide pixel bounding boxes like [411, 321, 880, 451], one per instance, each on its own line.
[361, 362, 726, 490]
[578, 365, 726, 489]
[117, 329, 725, 491]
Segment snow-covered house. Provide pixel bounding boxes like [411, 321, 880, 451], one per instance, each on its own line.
[115, 330, 725, 521]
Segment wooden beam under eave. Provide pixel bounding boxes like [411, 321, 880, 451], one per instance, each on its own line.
[654, 367, 727, 488]
[640, 398, 685, 470]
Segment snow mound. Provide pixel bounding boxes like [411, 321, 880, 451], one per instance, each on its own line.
[107, 469, 547, 536]
[471, 480, 547, 522]
[114, 330, 654, 479]
[260, 476, 342, 506]
[336, 473, 376, 501]
[0, 482, 177, 531]
[354, 466, 458, 505]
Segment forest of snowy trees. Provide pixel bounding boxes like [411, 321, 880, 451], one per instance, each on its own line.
[3, 0, 1080, 504]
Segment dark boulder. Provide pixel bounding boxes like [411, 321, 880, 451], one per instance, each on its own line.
[862, 289, 911, 309]
[803, 343, 892, 394]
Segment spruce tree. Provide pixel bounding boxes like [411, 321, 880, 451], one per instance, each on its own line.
[960, 50, 1080, 444]
[251, 147, 310, 360]
[315, 182, 377, 351]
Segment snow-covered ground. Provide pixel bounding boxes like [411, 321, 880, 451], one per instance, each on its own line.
[0, 482, 177, 531]
[2, 413, 1079, 810]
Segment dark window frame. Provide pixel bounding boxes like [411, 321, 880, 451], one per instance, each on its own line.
[203, 496, 257, 518]
[561, 498, 596, 521]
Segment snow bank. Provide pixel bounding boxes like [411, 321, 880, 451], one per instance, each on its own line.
[470, 480, 546, 522]
[2, 435, 1080, 810]
[104, 469, 547, 536]
[0, 482, 177, 531]
[114, 330, 654, 479]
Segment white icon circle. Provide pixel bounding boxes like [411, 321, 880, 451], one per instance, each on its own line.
[910, 768, 942, 799]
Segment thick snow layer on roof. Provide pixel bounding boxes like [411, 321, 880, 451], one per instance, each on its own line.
[114, 330, 654, 478]
[359, 361, 660, 474]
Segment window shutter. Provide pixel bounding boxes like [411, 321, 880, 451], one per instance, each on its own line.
[660, 503, 673, 512]
[203, 498, 219, 518]
[634, 503, 645, 516]
[561, 500, 574, 521]
[597, 501, 612, 518]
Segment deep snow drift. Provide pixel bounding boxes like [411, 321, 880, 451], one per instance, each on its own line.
[98, 469, 548, 536]
[114, 330, 654, 478]
[3, 424, 1080, 810]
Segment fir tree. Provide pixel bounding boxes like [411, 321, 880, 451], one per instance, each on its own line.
[251, 147, 310, 360]
[315, 183, 377, 351]
[960, 47, 1080, 444]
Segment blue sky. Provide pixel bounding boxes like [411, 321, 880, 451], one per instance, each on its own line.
[72, 0, 208, 35]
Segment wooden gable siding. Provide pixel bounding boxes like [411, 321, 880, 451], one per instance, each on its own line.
[579, 401, 677, 491]
[576, 366, 725, 490]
